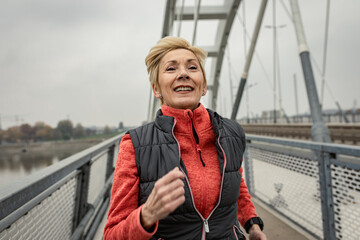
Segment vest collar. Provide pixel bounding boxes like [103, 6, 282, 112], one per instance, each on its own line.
[160, 103, 212, 134]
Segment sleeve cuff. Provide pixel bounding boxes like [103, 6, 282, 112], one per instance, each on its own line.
[137, 205, 159, 236]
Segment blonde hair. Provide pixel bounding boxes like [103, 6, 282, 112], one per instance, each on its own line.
[145, 36, 207, 89]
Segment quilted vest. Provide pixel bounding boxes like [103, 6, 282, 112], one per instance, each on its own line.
[128, 109, 246, 240]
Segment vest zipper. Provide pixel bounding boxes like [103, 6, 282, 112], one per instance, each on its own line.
[171, 120, 227, 240]
[199, 132, 228, 233]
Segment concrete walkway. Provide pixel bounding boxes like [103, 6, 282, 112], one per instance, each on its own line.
[250, 199, 314, 240]
[94, 199, 313, 240]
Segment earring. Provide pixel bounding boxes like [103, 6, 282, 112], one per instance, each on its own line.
[202, 92, 205, 96]
[158, 93, 162, 97]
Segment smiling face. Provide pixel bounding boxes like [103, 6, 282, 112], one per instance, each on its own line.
[153, 48, 207, 110]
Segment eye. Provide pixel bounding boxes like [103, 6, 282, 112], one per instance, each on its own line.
[166, 66, 175, 71]
[189, 65, 198, 70]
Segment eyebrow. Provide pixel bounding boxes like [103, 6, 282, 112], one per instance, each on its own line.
[164, 58, 198, 65]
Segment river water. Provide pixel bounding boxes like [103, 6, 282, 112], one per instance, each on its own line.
[0, 139, 103, 189]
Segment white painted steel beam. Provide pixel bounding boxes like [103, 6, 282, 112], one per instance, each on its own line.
[149, 0, 242, 121]
[176, 6, 229, 20]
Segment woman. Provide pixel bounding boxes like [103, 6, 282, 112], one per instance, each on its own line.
[104, 37, 266, 240]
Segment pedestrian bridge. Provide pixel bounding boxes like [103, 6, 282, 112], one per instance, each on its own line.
[0, 131, 359, 240]
[1, 0, 359, 239]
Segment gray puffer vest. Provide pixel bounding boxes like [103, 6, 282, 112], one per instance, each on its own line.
[128, 109, 246, 240]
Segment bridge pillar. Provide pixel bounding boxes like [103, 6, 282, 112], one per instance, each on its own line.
[290, 1, 334, 240]
[289, 0, 331, 143]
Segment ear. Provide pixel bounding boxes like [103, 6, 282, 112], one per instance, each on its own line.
[202, 84, 207, 96]
[152, 84, 162, 99]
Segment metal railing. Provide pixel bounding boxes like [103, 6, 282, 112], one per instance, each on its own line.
[241, 124, 360, 145]
[0, 133, 124, 240]
[2, 130, 359, 240]
[244, 134, 360, 240]
[238, 111, 360, 124]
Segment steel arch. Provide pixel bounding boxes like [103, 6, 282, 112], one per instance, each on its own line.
[148, 0, 242, 121]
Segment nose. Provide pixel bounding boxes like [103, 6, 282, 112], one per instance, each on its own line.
[177, 67, 190, 80]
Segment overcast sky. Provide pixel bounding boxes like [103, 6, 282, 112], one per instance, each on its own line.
[1, 0, 359, 129]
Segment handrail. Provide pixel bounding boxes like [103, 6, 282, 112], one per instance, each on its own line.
[245, 134, 360, 239]
[247, 134, 360, 157]
[0, 132, 124, 237]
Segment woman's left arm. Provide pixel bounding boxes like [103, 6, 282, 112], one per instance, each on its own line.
[237, 166, 257, 225]
[237, 166, 267, 240]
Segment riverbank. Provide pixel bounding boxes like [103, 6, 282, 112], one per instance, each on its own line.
[0, 135, 119, 188]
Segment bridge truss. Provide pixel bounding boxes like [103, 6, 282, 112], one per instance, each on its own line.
[148, 0, 242, 120]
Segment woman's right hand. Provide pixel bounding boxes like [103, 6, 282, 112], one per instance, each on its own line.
[140, 167, 186, 230]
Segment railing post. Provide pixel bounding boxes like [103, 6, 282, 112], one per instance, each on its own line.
[106, 144, 115, 180]
[244, 140, 254, 196]
[318, 149, 336, 240]
[105, 144, 116, 200]
[72, 160, 91, 235]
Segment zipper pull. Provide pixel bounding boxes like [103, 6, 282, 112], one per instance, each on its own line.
[197, 145, 205, 167]
[204, 219, 210, 232]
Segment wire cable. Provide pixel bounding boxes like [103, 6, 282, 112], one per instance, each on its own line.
[235, 12, 273, 89]
[320, 0, 331, 105]
[279, 0, 293, 22]
[177, 0, 185, 37]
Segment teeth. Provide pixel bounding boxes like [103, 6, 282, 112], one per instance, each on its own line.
[175, 87, 193, 92]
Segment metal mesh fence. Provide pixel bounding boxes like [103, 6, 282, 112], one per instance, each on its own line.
[248, 145, 324, 238]
[0, 176, 77, 240]
[0, 134, 123, 240]
[331, 162, 360, 240]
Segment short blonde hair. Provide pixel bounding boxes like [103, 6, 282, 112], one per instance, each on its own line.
[145, 36, 207, 89]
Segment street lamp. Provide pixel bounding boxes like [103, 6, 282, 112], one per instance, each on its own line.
[265, 0, 287, 123]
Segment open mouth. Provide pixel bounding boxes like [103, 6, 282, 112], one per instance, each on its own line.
[174, 86, 194, 92]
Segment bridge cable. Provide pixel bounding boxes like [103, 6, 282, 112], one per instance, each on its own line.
[276, 23, 284, 122]
[192, 0, 202, 45]
[242, 0, 247, 58]
[310, 55, 336, 104]
[177, 0, 185, 37]
[235, 12, 273, 90]
[320, 0, 331, 106]
[242, 1, 251, 122]
[226, 43, 235, 106]
[279, 0, 293, 22]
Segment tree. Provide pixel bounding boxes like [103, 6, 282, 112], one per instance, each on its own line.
[0, 129, 3, 144]
[73, 123, 86, 138]
[104, 125, 111, 135]
[20, 123, 33, 142]
[85, 128, 96, 136]
[34, 122, 53, 141]
[56, 120, 73, 140]
[6, 126, 21, 143]
[53, 129, 62, 140]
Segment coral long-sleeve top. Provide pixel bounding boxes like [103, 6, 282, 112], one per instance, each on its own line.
[104, 104, 257, 240]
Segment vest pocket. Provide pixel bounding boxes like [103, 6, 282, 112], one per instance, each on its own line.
[232, 225, 246, 240]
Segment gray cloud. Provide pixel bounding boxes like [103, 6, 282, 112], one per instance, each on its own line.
[0, 0, 359, 128]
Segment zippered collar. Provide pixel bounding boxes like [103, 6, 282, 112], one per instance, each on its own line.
[154, 104, 223, 137]
[160, 104, 212, 135]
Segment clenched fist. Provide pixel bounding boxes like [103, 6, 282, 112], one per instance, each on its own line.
[140, 167, 186, 230]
